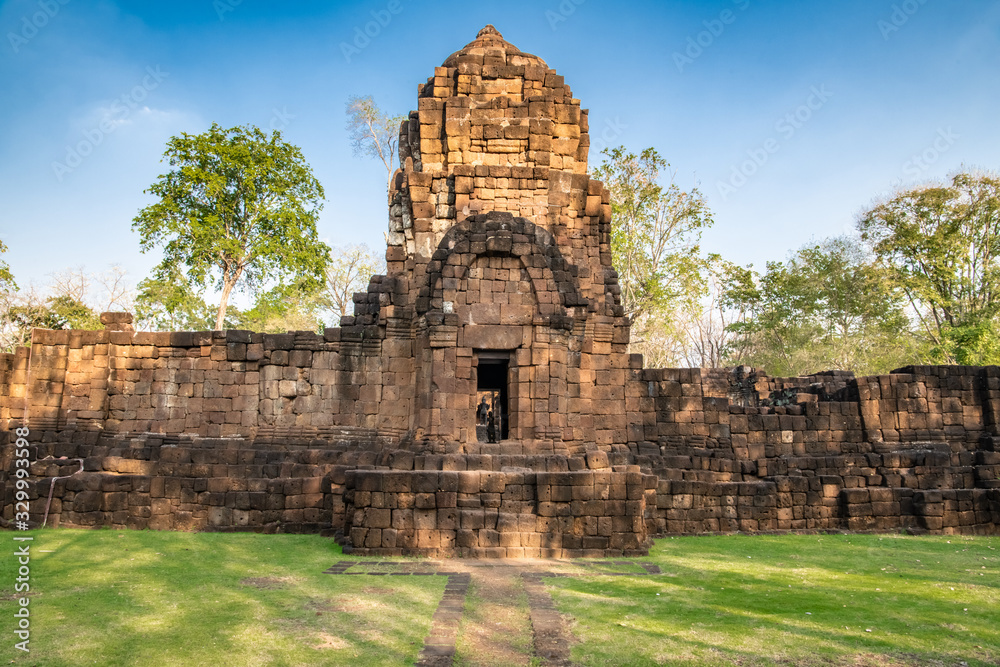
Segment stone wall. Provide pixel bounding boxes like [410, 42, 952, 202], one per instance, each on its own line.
[0, 346, 28, 425]
[2, 430, 387, 533]
[344, 467, 653, 558]
[631, 365, 1000, 456]
[3, 326, 401, 437]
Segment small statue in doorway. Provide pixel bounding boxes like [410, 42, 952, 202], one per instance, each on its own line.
[486, 410, 497, 443]
[477, 396, 490, 425]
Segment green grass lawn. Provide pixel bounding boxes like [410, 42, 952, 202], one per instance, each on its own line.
[1, 530, 997, 666]
[549, 533, 1000, 666]
[0, 529, 443, 666]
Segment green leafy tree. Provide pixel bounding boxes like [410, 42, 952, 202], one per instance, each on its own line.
[234, 283, 323, 334]
[622, 254, 745, 368]
[858, 171, 1000, 364]
[0, 239, 17, 351]
[1, 293, 99, 351]
[46, 295, 101, 330]
[136, 272, 328, 335]
[2, 294, 49, 352]
[724, 237, 916, 376]
[133, 268, 218, 332]
[594, 147, 713, 365]
[0, 263, 138, 349]
[133, 123, 331, 331]
[722, 259, 817, 375]
[346, 95, 406, 199]
[594, 146, 713, 322]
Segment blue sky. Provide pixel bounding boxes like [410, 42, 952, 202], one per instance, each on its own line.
[1, 0, 998, 300]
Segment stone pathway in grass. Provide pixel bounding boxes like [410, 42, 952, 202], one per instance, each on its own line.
[324, 559, 663, 666]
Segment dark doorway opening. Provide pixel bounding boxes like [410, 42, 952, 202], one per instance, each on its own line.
[476, 358, 509, 441]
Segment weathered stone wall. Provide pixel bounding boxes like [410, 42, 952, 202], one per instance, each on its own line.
[344, 468, 652, 558]
[0, 347, 28, 425]
[623, 365, 1000, 537]
[0, 313, 632, 455]
[648, 471, 1000, 536]
[0, 429, 388, 533]
[6, 387, 996, 543]
[631, 365, 1000, 455]
[6, 326, 403, 437]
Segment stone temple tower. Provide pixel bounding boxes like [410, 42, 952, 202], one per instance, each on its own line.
[369, 25, 631, 453]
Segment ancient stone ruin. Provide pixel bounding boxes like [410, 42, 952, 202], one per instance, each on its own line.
[2, 27, 999, 556]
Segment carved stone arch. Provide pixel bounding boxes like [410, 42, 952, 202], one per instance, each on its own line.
[418, 212, 587, 326]
[442, 252, 542, 326]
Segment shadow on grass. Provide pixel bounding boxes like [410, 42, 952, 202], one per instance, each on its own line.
[546, 534, 999, 667]
[0, 529, 445, 666]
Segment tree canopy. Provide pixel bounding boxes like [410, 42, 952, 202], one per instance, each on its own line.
[133, 123, 331, 330]
[0, 268, 107, 352]
[594, 147, 713, 324]
[723, 236, 915, 376]
[595, 146, 714, 367]
[858, 171, 1000, 364]
[133, 267, 218, 333]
